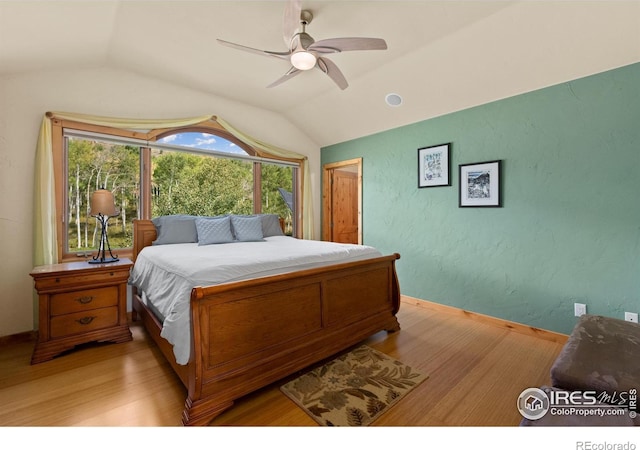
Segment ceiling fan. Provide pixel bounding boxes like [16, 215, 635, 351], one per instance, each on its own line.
[217, 0, 387, 90]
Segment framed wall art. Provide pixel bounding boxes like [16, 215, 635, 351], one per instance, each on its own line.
[459, 160, 502, 207]
[418, 143, 450, 188]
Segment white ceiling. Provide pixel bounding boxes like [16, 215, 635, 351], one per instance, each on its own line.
[1, 1, 639, 147]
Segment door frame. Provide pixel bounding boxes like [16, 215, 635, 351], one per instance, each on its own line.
[322, 158, 363, 244]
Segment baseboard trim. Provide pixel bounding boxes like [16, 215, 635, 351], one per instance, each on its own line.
[401, 295, 568, 345]
[0, 330, 37, 347]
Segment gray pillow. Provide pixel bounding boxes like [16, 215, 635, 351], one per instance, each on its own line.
[230, 215, 264, 242]
[151, 215, 197, 245]
[260, 214, 284, 237]
[196, 216, 235, 245]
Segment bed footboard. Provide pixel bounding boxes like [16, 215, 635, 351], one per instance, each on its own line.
[183, 253, 400, 425]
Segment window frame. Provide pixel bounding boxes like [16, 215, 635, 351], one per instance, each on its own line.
[52, 118, 302, 262]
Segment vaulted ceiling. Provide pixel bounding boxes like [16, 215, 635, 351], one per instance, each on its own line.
[1, 1, 638, 147]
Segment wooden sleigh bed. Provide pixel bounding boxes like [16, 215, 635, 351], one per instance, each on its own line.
[130, 218, 401, 426]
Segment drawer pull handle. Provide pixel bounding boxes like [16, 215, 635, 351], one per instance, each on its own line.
[76, 316, 96, 325]
[76, 296, 94, 304]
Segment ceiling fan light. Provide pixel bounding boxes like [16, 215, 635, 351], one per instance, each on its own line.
[291, 50, 317, 70]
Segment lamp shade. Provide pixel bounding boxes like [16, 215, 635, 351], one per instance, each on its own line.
[90, 189, 118, 217]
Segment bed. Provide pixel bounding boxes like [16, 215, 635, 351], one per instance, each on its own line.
[129, 214, 401, 426]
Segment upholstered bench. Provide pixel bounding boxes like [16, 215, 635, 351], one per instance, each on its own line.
[550, 314, 640, 395]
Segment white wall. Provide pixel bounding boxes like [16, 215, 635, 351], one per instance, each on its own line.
[0, 67, 321, 338]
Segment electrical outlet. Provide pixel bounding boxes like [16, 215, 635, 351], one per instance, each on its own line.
[574, 303, 587, 317]
[624, 312, 638, 323]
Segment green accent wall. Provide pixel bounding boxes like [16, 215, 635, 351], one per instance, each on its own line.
[321, 62, 640, 335]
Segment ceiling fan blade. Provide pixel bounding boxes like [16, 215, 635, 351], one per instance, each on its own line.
[316, 57, 348, 90]
[282, 0, 302, 47]
[309, 37, 388, 54]
[267, 67, 302, 88]
[217, 39, 290, 60]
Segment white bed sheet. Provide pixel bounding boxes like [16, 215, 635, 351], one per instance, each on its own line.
[128, 236, 382, 365]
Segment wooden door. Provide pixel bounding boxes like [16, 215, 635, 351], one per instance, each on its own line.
[322, 159, 362, 244]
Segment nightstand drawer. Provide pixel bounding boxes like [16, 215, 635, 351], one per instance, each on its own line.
[50, 286, 118, 315]
[50, 307, 118, 338]
[34, 270, 128, 292]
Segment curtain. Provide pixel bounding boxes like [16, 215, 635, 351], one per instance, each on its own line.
[34, 117, 57, 266]
[34, 112, 314, 265]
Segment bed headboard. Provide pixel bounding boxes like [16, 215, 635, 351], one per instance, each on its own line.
[132, 219, 157, 262]
[132, 217, 286, 262]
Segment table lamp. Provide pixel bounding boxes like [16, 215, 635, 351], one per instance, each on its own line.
[89, 188, 119, 264]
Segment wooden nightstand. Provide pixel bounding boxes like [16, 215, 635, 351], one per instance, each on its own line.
[30, 258, 133, 364]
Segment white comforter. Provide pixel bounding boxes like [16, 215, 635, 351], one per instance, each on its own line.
[128, 236, 382, 364]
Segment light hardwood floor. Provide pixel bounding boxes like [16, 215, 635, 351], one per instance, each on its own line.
[0, 298, 567, 427]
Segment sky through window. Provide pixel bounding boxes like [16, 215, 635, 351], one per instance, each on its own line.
[157, 132, 246, 154]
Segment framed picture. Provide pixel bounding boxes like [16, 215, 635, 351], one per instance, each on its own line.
[418, 143, 450, 188]
[459, 160, 502, 207]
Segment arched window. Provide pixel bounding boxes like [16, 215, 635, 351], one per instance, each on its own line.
[157, 131, 250, 155]
[56, 121, 298, 261]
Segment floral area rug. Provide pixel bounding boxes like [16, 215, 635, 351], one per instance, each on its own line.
[280, 345, 428, 426]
